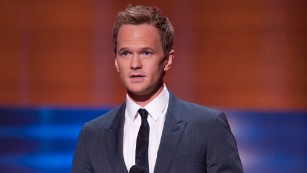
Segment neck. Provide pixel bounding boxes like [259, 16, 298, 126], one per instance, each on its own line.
[127, 82, 164, 107]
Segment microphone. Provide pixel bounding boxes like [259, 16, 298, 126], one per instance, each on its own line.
[129, 165, 147, 173]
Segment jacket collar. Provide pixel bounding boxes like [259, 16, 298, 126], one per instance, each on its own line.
[105, 102, 128, 173]
[153, 93, 187, 173]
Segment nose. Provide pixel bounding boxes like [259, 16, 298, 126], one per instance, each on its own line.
[130, 55, 142, 70]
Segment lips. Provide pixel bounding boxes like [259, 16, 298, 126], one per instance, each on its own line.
[130, 74, 145, 78]
[129, 74, 145, 82]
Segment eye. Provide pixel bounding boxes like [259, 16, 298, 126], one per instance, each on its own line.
[143, 51, 153, 57]
[120, 51, 131, 57]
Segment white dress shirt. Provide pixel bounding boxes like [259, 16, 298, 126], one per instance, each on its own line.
[123, 85, 169, 173]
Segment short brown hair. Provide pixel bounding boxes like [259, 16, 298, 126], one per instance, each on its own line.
[112, 5, 174, 56]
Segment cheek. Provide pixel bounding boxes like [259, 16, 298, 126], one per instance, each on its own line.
[116, 62, 126, 73]
[149, 64, 165, 79]
[118, 68, 127, 78]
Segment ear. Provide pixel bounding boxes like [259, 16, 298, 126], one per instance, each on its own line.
[164, 50, 174, 71]
[114, 53, 120, 72]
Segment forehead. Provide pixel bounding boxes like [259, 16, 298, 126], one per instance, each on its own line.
[117, 24, 162, 47]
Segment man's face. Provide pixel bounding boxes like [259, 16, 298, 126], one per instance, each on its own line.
[115, 24, 173, 97]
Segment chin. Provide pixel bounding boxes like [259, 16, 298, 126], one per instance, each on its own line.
[126, 83, 145, 92]
[128, 88, 147, 96]
[127, 87, 150, 96]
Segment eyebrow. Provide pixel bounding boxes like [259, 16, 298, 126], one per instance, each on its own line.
[117, 47, 129, 54]
[117, 47, 155, 53]
[140, 47, 155, 51]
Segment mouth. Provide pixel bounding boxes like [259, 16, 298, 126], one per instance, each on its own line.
[129, 74, 145, 82]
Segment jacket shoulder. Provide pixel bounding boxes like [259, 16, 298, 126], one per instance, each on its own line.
[173, 97, 224, 120]
[84, 105, 122, 130]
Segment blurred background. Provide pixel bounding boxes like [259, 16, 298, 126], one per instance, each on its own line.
[0, 0, 306, 173]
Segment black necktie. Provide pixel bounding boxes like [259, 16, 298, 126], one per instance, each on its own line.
[135, 108, 149, 170]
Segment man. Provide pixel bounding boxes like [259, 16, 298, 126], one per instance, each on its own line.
[71, 5, 243, 173]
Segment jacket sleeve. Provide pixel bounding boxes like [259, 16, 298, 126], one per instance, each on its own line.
[71, 123, 94, 173]
[206, 112, 244, 173]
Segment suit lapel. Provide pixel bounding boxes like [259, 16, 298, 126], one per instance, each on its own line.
[154, 94, 187, 173]
[105, 103, 128, 173]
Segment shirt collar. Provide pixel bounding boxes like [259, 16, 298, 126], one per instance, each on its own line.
[125, 85, 169, 121]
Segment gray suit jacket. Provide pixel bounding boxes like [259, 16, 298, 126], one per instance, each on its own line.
[71, 93, 243, 173]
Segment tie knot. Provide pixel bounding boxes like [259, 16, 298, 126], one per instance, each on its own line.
[138, 108, 148, 119]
